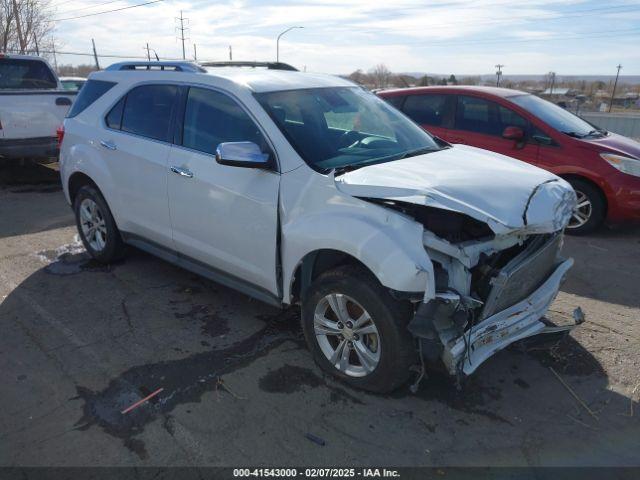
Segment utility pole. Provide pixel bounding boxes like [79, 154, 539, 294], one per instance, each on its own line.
[145, 43, 151, 61]
[609, 64, 622, 113]
[52, 43, 58, 71]
[193, 43, 197, 61]
[229, 45, 232, 61]
[175, 10, 189, 60]
[91, 38, 100, 70]
[549, 71, 556, 95]
[12, 0, 26, 53]
[495, 64, 504, 87]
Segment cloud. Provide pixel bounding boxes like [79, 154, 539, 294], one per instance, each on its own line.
[51, 0, 640, 74]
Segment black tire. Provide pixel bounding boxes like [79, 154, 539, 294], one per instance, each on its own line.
[73, 185, 126, 263]
[301, 265, 416, 393]
[565, 178, 606, 236]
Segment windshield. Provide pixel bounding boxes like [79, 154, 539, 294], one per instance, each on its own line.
[510, 94, 603, 138]
[0, 58, 57, 90]
[255, 87, 442, 172]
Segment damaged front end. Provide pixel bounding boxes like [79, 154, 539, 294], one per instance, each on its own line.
[335, 150, 583, 378]
[411, 231, 581, 377]
[359, 183, 582, 378]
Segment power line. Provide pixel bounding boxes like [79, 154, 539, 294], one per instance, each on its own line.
[56, 0, 128, 16]
[54, 0, 164, 21]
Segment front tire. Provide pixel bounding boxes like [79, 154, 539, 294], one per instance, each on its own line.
[74, 185, 125, 263]
[301, 265, 416, 393]
[566, 179, 605, 235]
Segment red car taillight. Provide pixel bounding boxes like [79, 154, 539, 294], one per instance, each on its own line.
[56, 125, 65, 146]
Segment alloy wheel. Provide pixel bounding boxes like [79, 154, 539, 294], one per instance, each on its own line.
[313, 293, 381, 377]
[79, 198, 107, 252]
[568, 190, 592, 229]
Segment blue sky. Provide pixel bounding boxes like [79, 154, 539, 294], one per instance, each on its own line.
[51, 0, 640, 75]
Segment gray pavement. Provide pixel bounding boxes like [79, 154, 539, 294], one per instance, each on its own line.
[0, 161, 638, 467]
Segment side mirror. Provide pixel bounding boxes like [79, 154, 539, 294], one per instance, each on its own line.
[215, 142, 270, 169]
[502, 126, 525, 141]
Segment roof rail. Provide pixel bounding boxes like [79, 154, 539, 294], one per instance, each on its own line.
[105, 61, 206, 73]
[199, 61, 298, 72]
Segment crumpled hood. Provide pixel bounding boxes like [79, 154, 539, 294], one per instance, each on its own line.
[335, 144, 576, 235]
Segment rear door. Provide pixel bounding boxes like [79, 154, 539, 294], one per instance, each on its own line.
[401, 93, 455, 140]
[167, 86, 280, 296]
[448, 95, 539, 164]
[98, 83, 177, 247]
[0, 57, 74, 139]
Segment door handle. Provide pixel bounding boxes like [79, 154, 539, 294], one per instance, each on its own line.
[100, 140, 117, 150]
[170, 166, 194, 178]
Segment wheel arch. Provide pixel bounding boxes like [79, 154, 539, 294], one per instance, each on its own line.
[559, 173, 608, 214]
[68, 171, 102, 205]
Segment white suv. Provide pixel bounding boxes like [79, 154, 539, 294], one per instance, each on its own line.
[60, 61, 581, 392]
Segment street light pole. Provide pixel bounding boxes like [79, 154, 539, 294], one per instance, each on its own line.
[276, 26, 303, 63]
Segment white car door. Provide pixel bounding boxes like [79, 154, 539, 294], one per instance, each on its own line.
[167, 86, 280, 297]
[99, 84, 178, 247]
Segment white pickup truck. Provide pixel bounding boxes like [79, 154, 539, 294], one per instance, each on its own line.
[0, 54, 76, 160]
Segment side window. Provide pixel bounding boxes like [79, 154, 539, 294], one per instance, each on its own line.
[182, 87, 265, 156]
[67, 80, 116, 118]
[121, 84, 178, 142]
[498, 105, 528, 130]
[105, 97, 125, 130]
[403, 94, 448, 126]
[384, 95, 405, 109]
[454, 95, 503, 135]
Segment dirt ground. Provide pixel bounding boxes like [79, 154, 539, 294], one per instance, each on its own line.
[0, 161, 639, 467]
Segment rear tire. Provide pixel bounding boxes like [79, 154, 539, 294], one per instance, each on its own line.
[566, 179, 605, 236]
[301, 265, 416, 393]
[73, 185, 126, 263]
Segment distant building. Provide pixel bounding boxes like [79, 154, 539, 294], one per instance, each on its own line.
[541, 87, 578, 97]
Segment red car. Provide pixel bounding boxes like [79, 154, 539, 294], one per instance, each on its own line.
[378, 86, 640, 234]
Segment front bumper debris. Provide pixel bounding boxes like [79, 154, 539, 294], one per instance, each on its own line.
[446, 258, 575, 375]
[410, 257, 581, 376]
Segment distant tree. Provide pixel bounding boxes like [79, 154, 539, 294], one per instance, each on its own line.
[0, 0, 54, 54]
[439, 77, 447, 85]
[57, 64, 98, 77]
[459, 76, 480, 85]
[369, 63, 392, 89]
[448, 74, 458, 85]
[348, 69, 368, 86]
[418, 75, 434, 86]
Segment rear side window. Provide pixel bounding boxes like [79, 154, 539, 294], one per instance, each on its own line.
[67, 80, 116, 118]
[105, 97, 125, 130]
[0, 58, 57, 89]
[182, 87, 265, 155]
[121, 85, 178, 142]
[403, 94, 449, 126]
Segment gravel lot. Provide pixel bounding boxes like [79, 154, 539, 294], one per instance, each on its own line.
[1, 161, 639, 467]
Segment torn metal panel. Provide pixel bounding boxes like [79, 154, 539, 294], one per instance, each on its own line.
[445, 258, 575, 375]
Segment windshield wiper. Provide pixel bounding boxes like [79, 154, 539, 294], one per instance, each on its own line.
[562, 131, 585, 138]
[398, 146, 439, 159]
[586, 128, 607, 137]
[332, 146, 439, 176]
